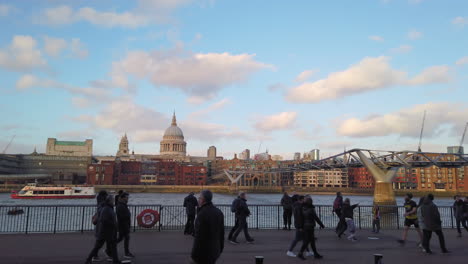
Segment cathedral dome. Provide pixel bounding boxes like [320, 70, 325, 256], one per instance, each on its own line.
[163, 125, 184, 139]
[160, 112, 187, 156]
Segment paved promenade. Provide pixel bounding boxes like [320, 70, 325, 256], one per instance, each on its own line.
[0, 229, 467, 264]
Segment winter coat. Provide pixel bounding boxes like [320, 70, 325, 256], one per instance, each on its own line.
[281, 194, 293, 211]
[96, 203, 118, 241]
[453, 200, 465, 219]
[184, 194, 199, 216]
[420, 199, 442, 231]
[300, 204, 324, 230]
[417, 206, 425, 230]
[292, 201, 304, 229]
[341, 203, 358, 219]
[234, 198, 251, 218]
[191, 202, 225, 264]
[116, 202, 131, 234]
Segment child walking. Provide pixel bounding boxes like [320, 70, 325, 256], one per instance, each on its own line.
[372, 204, 381, 233]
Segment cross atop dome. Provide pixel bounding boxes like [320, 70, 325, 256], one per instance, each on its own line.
[172, 111, 177, 126]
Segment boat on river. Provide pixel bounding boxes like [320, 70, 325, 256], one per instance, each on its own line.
[10, 183, 95, 199]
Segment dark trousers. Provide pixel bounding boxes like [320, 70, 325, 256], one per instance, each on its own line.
[372, 219, 380, 233]
[289, 229, 310, 252]
[185, 214, 195, 235]
[299, 228, 319, 255]
[283, 209, 292, 228]
[232, 216, 252, 241]
[228, 216, 239, 240]
[455, 217, 468, 234]
[117, 230, 130, 255]
[334, 209, 346, 233]
[422, 229, 447, 252]
[87, 238, 119, 263]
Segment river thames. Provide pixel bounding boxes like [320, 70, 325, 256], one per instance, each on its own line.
[0, 192, 456, 206]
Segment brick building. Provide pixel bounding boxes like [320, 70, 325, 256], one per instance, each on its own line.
[87, 161, 115, 185]
[294, 169, 348, 188]
[347, 167, 375, 189]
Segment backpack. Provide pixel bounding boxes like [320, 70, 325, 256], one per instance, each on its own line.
[231, 199, 238, 213]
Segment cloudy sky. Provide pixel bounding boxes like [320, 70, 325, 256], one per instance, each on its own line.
[1, 0, 467, 159]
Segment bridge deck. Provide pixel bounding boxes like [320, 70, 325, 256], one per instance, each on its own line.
[0, 229, 467, 263]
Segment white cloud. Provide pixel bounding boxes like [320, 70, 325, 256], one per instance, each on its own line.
[452, 16, 468, 27]
[294, 69, 318, 83]
[39, 1, 192, 28]
[0, 4, 14, 16]
[407, 30, 423, 40]
[188, 98, 231, 118]
[369, 35, 384, 42]
[70, 38, 89, 58]
[390, 44, 413, 54]
[406, 65, 451, 85]
[255, 112, 297, 132]
[456, 56, 468, 65]
[337, 102, 467, 138]
[111, 48, 272, 99]
[43, 36, 67, 57]
[286, 56, 451, 103]
[0, 35, 47, 72]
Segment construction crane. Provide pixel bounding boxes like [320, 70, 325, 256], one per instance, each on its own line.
[2, 135, 16, 154]
[417, 111, 426, 152]
[459, 122, 468, 154]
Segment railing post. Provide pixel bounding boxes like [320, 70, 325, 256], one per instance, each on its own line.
[133, 206, 137, 232]
[81, 206, 85, 234]
[25, 207, 30, 234]
[396, 206, 400, 229]
[358, 206, 362, 230]
[256, 206, 259, 230]
[53, 206, 58, 234]
[450, 207, 454, 229]
[277, 205, 280, 230]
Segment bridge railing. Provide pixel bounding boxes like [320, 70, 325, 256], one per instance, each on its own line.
[0, 204, 456, 234]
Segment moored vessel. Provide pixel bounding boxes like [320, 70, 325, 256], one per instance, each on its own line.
[11, 183, 95, 199]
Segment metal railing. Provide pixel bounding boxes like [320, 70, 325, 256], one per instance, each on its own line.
[0, 204, 456, 234]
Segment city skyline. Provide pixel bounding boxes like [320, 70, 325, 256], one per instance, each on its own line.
[1, 0, 468, 159]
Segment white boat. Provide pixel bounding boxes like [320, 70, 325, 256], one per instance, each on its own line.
[11, 183, 95, 199]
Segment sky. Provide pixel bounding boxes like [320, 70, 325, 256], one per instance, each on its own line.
[0, 0, 467, 159]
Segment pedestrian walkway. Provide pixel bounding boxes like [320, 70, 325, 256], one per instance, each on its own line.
[0, 229, 467, 263]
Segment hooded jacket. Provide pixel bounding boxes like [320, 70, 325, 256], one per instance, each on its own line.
[184, 194, 199, 216]
[96, 202, 118, 240]
[292, 201, 304, 229]
[341, 203, 358, 219]
[281, 194, 293, 210]
[299, 203, 324, 230]
[420, 198, 442, 231]
[453, 199, 465, 219]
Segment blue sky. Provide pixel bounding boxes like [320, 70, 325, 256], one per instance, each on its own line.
[0, 0, 467, 159]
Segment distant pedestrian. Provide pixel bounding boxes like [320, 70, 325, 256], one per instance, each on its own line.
[229, 192, 254, 244]
[86, 195, 120, 264]
[464, 197, 468, 228]
[191, 190, 224, 264]
[453, 195, 468, 237]
[333, 192, 346, 235]
[339, 198, 359, 241]
[297, 196, 324, 260]
[116, 192, 134, 259]
[397, 193, 423, 246]
[91, 190, 108, 262]
[281, 192, 293, 230]
[372, 204, 380, 233]
[420, 194, 450, 254]
[286, 195, 314, 258]
[115, 190, 124, 205]
[183, 192, 199, 236]
[227, 194, 241, 241]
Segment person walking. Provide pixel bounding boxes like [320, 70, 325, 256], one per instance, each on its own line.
[115, 190, 124, 206]
[286, 195, 313, 258]
[229, 192, 254, 244]
[227, 194, 241, 241]
[372, 204, 381, 234]
[85, 195, 121, 264]
[339, 198, 359, 241]
[191, 190, 224, 264]
[183, 192, 199, 236]
[116, 192, 134, 259]
[90, 190, 108, 262]
[297, 196, 325, 260]
[420, 194, 450, 254]
[397, 193, 423, 246]
[281, 192, 293, 230]
[333, 192, 346, 235]
[453, 195, 468, 237]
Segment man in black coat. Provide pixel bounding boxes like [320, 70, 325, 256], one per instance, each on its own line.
[281, 192, 293, 230]
[86, 195, 120, 264]
[230, 192, 254, 244]
[297, 196, 325, 260]
[453, 195, 468, 237]
[421, 194, 450, 254]
[184, 192, 199, 235]
[116, 192, 134, 259]
[191, 190, 224, 264]
[286, 195, 313, 257]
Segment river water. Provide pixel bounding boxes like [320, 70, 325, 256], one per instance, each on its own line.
[0, 193, 456, 206]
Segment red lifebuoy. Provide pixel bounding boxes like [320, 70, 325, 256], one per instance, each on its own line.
[137, 209, 160, 228]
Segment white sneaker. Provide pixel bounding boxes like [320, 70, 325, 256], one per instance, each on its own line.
[286, 251, 296, 257]
[305, 252, 314, 257]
